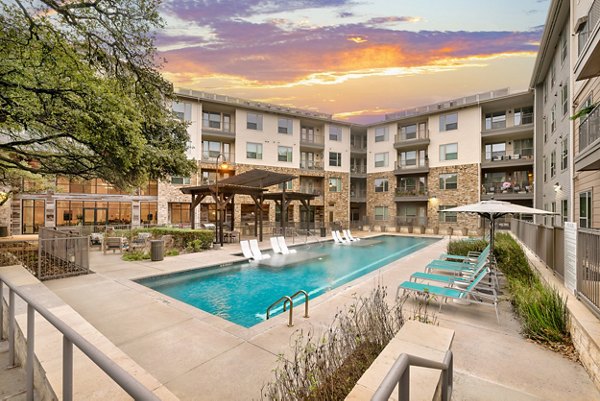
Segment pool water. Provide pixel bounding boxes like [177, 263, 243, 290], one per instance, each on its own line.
[136, 235, 438, 327]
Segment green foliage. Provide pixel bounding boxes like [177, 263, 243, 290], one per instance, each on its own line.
[122, 251, 150, 261]
[570, 104, 596, 120]
[165, 249, 180, 257]
[493, 233, 570, 345]
[262, 286, 406, 401]
[0, 0, 195, 187]
[447, 239, 488, 256]
[510, 279, 569, 343]
[147, 228, 213, 251]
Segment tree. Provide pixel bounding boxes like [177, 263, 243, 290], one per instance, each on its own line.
[0, 0, 196, 189]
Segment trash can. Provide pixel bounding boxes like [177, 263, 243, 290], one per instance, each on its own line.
[150, 240, 164, 261]
[0, 226, 8, 237]
[320, 227, 327, 237]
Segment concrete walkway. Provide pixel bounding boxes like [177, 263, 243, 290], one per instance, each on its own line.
[14, 235, 600, 400]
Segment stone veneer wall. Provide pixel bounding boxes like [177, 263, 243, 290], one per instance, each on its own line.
[0, 196, 11, 235]
[427, 163, 480, 233]
[366, 171, 396, 226]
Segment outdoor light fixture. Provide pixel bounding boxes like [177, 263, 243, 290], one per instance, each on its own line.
[554, 182, 562, 192]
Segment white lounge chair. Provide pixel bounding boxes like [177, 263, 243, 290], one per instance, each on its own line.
[332, 231, 348, 244]
[270, 236, 283, 254]
[345, 229, 360, 241]
[341, 230, 356, 242]
[277, 236, 297, 254]
[249, 239, 271, 261]
[240, 240, 255, 260]
[337, 230, 351, 243]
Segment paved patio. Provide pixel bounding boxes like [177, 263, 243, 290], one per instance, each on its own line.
[5, 233, 600, 400]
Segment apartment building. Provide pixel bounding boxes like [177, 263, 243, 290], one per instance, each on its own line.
[572, 0, 600, 229]
[531, 0, 572, 226]
[366, 90, 534, 234]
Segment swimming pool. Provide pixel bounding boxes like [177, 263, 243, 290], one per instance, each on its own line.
[136, 235, 438, 327]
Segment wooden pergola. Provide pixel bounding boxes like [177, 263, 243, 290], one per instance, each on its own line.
[180, 169, 318, 244]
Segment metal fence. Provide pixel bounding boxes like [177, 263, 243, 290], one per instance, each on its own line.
[577, 229, 600, 318]
[512, 219, 599, 318]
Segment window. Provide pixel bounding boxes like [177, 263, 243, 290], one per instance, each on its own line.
[374, 206, 388, 221]
[374, 178, 389, 192]
[278, 118, 293, 134]
[514, 107, 533, 125]
[329, 125, 342, 141]
[203, 111, 222, 129]
[202, 141, 231, 161]
[374, 152, 389, 167]
[375, 126, 389, 142]
[173, 102, 191, 121]
[246, 142, 263, 159]
[329, 152, 342, 167]
[543, 118, 548, 143]
[439, 112, 458, 131]
[550, 150, 556, 178]
[169, 203, 190, 225]
[543, 80, 547, 104]
[562, 199, 568, 223]
[578, 21, 588, 55]
[543, 156, 547, 182]
[485, 143, 506, 160]
[246, 112, 263, 130]
[279, 181, 293, 190]
[171, 176, 191, 185]
[513, 138, 533, 158]
[485, 112, 506, 130]
[561, 137, 568, 170]
[439, 173, 458, 190]
[561, 84, 568, 116]
[439, 205, 457, 223]
[580, 191, 592, 228]
[278, 146, 293, 162]
[400, 124, 417, 140]
[140, 202, 157, 225]
[561, 32, 567, 64]
[550, 63, 556, 88]
[440, 143, 458, 161]
[399, 150, 417, 166]
[329, 177, 342, 192]
[551, 104, 556, 132]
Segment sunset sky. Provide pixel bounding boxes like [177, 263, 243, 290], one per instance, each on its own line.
[157, 0, 549, 123]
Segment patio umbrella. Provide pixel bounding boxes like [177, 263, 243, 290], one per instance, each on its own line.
[441, 200, 556, 252]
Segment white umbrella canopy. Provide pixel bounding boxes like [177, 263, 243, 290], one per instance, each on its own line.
[442, 200, 557, 251]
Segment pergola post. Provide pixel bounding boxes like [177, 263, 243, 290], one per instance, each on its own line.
[190, 194, 196, 229]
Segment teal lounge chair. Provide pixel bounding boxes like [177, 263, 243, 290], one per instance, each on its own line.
[426, 247, 489, 272]
[438, 244, 490, 262]
[426, 254, 488, 276]
[398, 268, 499, 322]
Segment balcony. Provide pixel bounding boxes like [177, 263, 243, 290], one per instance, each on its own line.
[394, 160, 429, 176]
[299, 187, 322, 196]
[300, 133, 325, 150]
[481, 182, 534, 201]
[481, 151, 534, 169]
[201, 122, 236, 141]
[200, 151, 236, 165]
[575, 0, 600, 80]
[299, 161, 324, 171]
[395, 216, 428, 227]
[350, 165, 367, 177]
[575, 105, 600, 171]
[350, 189, 367, 202]
[394, 186, 428, 202]
[393, 131, 430, 151]
[481, 116, 533, 140]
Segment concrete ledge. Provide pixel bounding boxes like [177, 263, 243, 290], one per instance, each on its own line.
[0, 265, 180, 400]
[346, 320, 454, 401]
[518, 239, 600, 393]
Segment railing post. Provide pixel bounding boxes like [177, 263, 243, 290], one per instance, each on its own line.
[37, 238, 42, 278]
[8, 288, 15, 367]
[0, 280, 4, 341]
[398, 363, 410, 401]
[63, 336, 73, 401]
[26, 304, 35, 401]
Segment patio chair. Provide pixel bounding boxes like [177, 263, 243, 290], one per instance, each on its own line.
[409, 256, 491, 288]
[240, 240, 255, 260]
[270, 236, 283, 254]
[277, 236, 297, 254]
[249, 239, 271, 261]
[398, 267, 499, 322]
[439, 244, 490, 262]
[103, 237, 127, 254]
[427, 247, 490, 273]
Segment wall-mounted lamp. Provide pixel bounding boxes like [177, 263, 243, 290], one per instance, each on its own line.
[554, 182, 561, 192]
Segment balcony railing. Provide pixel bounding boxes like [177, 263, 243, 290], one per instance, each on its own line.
[578, 0, 600, 56]
[395, 186, 428, 197]
[202, 120, 234, 133]
[300, 133, 325, 146]
[201, 151, 235, 163]
[299, 161, 324, 170]
[578, 104, 600, 152]
[350, 189, 367, 199]
[299, 187, 322, 196]
[351, 165, 367, 174]
[515, 112, 534, 126]
[394, 130, 429, 142]
[395, 160, 429, 170]
[482, 182, 533, 195]
[482, 150, 534, 162]
[395, 216, 428, 226]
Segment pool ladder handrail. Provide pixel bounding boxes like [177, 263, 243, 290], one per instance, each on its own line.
[266, 296, 294, 327]
[266, 290, 310, 327]
[283, 290, 309, 319]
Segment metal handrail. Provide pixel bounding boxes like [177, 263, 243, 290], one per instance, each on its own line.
[0, 276, 160, 401]
[283, 290, 309, 318]
[266, 296, 294, 327]
[371, 350, 453, 401]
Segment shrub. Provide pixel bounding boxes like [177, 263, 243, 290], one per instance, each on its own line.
[493, 233, 535, 283]
[122, 251, 150, 261]
[148, 227, 213, 250]
[447, 239, 488, 256]
[262, 286, 405, 401]
[165, 249, 180, 257]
